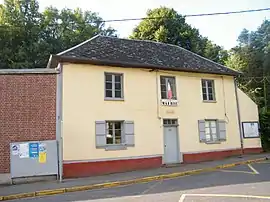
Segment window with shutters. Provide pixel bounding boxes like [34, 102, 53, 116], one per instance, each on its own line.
[106, 121, 123, 145]
[201, 79, 215, 101]
[198, 119, 226, 144]
[95, 120, 135, 150]
[105, 73, 123, 100]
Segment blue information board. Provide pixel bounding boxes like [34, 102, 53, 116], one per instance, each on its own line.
[29, 143, 39, 158]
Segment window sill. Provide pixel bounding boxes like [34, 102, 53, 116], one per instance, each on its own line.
[205, 141, 221, 144]
[104, 97, 124, 101]
[96, 145, 127, 151]
[203, 100, 217, 103]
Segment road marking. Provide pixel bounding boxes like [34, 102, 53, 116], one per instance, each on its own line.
[219, 164, 260, 175]
[248, 164, 260, 174]
[185, 193, 270, 199]
[140, 180, 163, 195]
[219, 169, 256, 174]
[178, 194, 186, 202]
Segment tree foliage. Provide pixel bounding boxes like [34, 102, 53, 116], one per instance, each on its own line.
[0, 0, 116, 68]
[130, 7, 228, 65]
[226, 20, 270, 150]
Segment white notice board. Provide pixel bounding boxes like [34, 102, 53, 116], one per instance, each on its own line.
[242, 122, 260, 138]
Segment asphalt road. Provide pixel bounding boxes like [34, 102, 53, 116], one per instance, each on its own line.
[10, 160, 270, 202]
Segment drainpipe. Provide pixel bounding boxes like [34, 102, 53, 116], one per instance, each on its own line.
[56, 63, 63, 182]
[234, 77, 244, 156]
[155, 70, 161, 120]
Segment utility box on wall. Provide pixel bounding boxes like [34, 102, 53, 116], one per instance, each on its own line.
[10, 140, 58, 180]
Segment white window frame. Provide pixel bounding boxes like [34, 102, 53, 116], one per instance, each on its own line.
[160, 76, 177, 100]
[106, 121, 123, 145]
[202, 79, 215, 101]
[104, 72, 124, 100]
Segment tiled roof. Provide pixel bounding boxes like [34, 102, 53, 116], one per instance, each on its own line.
[50, 35, 240, 76]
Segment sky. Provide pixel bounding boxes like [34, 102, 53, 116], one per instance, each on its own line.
[1, 0, 270, 50]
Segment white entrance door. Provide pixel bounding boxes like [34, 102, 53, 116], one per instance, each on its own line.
[163, 119, 180, 164]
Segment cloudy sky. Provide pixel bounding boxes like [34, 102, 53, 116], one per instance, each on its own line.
[1, 0, 270, 49]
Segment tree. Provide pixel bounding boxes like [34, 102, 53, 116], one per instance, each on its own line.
[130, 7, 228, 65]
[0, 0, 116, 69]
[226, 20, 270, 151]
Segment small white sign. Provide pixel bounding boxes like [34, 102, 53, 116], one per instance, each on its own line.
[11, 144, 19, 155]
[19, 143, 29, 158]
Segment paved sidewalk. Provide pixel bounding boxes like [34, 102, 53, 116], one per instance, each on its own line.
[0, 153, 269, 197]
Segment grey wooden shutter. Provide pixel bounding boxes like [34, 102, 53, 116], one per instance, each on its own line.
[198, 120, 206, 142]
[218, 120, 226, 141]
[95, 121, 106, 148]
[124, 121, 135, 146]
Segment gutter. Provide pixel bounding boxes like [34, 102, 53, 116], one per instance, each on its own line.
[234, 77, 244, 155]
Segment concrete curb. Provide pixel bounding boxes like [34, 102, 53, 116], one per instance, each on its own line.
[0, 157, 268, 201]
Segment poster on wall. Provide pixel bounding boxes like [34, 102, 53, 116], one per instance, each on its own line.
[11, 144, 19, 155]
[29, 143, 39, 158]
[39, 152, 47, 163]
[242, 122, 259, 138]
[19, 143, 29, 158]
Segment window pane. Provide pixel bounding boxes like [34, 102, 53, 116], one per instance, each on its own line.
[161, 91, 167, 99]
[208, 87, 213, 94]
[105, 74, 112, 82]
[115, 137, 121, 144]
[107, 122, 113, 130]
[106, 82, 112, 90]
[202, 80, 206, 87]
[210, 121, 216, 127]
[115, 90, 122, 98]
[205, 127, 210, 134]
[115, 82, 121, 90]
[205, 134, 211, 141]
[207, 81, 213, 88]
[115, 130, 121, 139]
[212, 133, 217, 141]
[170, 83, 177, 99]
[168, 77, 175, 84]
[106, 90, 112, 97]
[161, 84, 166, 91]
[114, 122, 121, 130]
[205, 121, 210, 127]
[160, 77, 166, 85]
[106, 137, 113, 144]
[114, 75, 121, 82]
[208, 93, 214, 100]
[203, 93, 208, 100]
[202, 87, 207, 94]
[106, 128, 113, 144]
[211, 127, 216, 134]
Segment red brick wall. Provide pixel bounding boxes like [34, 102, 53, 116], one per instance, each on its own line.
[0, 74, 57, 173]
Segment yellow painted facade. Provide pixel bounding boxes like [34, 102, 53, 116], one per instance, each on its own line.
[237, 88, 261, 148]
[62, 63, 260, 161]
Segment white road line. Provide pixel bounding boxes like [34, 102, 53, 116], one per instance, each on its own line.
[248, 164, 260, 174]
[178, 194, 186, 202]
[185, 193, 270, 199]
[219, 169, 255, 174]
